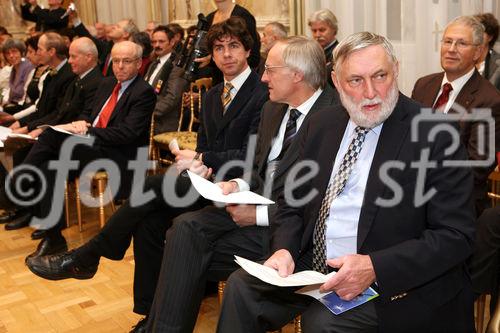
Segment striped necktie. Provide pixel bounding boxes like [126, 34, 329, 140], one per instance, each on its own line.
[312, 126, 370, 273]
[277, 109, 301, 160]
[221, 82, 234, 112]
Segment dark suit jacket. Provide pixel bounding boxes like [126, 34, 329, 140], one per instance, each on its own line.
[153, 65, 190, 134]
[145, 57, 175, 94]
[411, 70, 500, 214]
[196, 70, 268, 180]
[21, 3, 68, 32]
[20, 61, 76, 128]
[81, 76, 156, 163]
[26, 66, 103, 131]
[271, 94, 475, 331]
[250, 85, 339, 221]
[485, 49, 500, 90]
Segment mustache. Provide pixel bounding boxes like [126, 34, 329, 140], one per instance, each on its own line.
[360, 98, 382, 106]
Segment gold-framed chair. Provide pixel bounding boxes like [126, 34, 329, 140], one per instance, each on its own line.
[65, 114, 157, 231]
[153, 77, 212, 165]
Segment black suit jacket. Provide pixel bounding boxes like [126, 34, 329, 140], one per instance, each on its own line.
[21, 3, 68, 32]
[145, 57, 175, 94]
[250, 85, 339, 221]
[197, 70, 268, 180]
[271, 94, 475, 331]
[20, 61, 76, 128]
[412, 70, 500, 214]
[484, 49, 500, 90]
[26, 66, 103, 130]
[81, 76, 156, 162]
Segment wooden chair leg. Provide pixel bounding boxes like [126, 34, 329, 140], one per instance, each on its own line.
[294, 316, 302, 333]
[218, 281, 226, 305]
[477, 294, 486, 333]
[96, 178, 106, 228]
[487, 293, 500, 333]
[64, 181, 70, 228]
[74, 178, 83, 232]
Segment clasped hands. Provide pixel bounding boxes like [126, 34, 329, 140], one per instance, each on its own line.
[264, 249, 377, 301]
[55, 120, 91, 135]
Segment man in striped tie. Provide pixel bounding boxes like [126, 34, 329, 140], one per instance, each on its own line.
[218, 32, 475, 333]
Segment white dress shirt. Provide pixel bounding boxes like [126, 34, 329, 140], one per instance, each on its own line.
[434, 67, 475, 113]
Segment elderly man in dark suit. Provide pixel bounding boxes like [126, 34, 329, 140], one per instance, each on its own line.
[412, 15, 500, 216]
[26, 18, 268, 333]
[145, 36, 339, 332]
[21, 0, 68, 32]
[13, 40, 156, 258]
[474, 13, 500, 90]
[217, 32, 475, 333]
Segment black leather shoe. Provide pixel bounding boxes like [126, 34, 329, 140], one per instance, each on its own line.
[25, 236, 68, 261]
[26, 249, 97, 281]
[31, 229, 47, 240]
[129, 317, 148, 333]
[0, 210, 17, 223]
[4, 213, 32, 230]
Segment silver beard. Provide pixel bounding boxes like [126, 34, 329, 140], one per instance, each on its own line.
[338, 80, 399, 128]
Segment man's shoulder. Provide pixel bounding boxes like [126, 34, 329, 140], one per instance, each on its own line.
[414, 72, 443, 88]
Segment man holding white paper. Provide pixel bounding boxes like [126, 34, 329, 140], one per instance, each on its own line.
[217, 32, 475, 332]
[145, 36, 339, 332]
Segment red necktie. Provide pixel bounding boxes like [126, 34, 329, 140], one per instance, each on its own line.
[433, 83, 453, 111]
[96, 83, 121, 128]
[102, 54, 111, 76]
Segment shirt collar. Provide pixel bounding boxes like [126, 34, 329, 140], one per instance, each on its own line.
[79, 66, 95, 80]
[54, 58, 67, 72]
[159, 53, 171, 64]
[346, 118, 384, 137]
[442, 67, 475, 94]
[287, 88, 324, 117]
[224, 65, 251, 93]
[118, 75, 137, 92]
[324, 39, 337, 50]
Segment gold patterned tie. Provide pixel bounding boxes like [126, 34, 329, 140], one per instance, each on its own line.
[222, 82, 233, 112]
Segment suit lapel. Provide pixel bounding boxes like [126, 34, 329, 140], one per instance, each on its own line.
[454, 70, 480, 111]
[357, 94, 411, 249]
[422, 73, 444, 107]
[91, 79, 117, 121]
[216, 71, 258, 134]
[258, 103, 288, 174]
[108, 77, 137, 124]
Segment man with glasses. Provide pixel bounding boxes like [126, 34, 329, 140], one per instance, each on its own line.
[412, 15, 500, 216]
[15, 40, 156, 258]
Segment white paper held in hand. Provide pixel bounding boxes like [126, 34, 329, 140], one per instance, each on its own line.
[234, 255, 335, 287]
[187, 170, 274, 205]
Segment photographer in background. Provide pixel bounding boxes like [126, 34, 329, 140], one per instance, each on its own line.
[21, 0, 68, 33]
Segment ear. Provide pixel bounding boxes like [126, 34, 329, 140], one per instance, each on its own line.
[331, 69, 340, 90]
[473, 44, 483, 62]
[245, 48, 250, 59]
[293, 70, 304, 84]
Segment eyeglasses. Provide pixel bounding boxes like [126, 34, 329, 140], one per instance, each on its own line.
[263, 64, 288, 74]
[111, 57, 139, 65]
[440, 38, 478, 50]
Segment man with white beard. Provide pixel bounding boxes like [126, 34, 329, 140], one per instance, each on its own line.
[216, 32, 475, 333]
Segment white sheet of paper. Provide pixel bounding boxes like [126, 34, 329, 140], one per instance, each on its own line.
[0, 126, 12, 141]
[8, 133, 38, 140]
[38, 125, 90, 138]
[234, 255, 335, 287]
[187, 171, 274, 205]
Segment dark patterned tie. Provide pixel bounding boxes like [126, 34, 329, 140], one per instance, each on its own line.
[312, 126, 370, 273]
[146, 59, 160, 82]
[277, 109, 301, 160]
[221, 82, 234, 112]
[433, 83, 453, 111]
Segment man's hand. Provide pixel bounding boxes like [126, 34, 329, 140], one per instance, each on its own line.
[12, 126, 28, 134]
[264, 249, 295, 278]
[172, 148, 197, 162]
[56, 121, 90, 135]
[218, 181, 239, 194]
[320, 254, 376, 301]
[9, 121, 21, 130]
[194, 54, 212, 68]
[28, 128, 43, 138]
[189, 159, 212, 179]
[226, 204, 256, 227]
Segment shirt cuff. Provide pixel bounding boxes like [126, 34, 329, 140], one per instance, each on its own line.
[256, 205, 269, 226]
[73, 18, 82, 27]
[231, 178, 250, 192]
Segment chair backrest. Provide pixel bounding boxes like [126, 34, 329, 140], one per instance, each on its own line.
[148, 113, 159, 173]
[488, 168, 500, 207]
[177, 77, 213, 132]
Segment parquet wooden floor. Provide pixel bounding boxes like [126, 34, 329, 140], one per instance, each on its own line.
[0, 204, 296, 333]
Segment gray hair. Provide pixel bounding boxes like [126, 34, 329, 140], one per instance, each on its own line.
[280, 36, 326, 89]
[265, 22, 287, 39]
[445, 15, 484, 46]
[333, 32, 397, 77]
[73, 37, 98, 59]
[122, 18, 140, 36]
[2, 38, 26, 55]
[308, 9, 338, 34]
